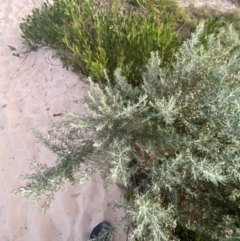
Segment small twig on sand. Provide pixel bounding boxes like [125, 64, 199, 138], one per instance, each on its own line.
[53, 113, 62, 117]
[19, 87, 33, 101]
[38, 69, 48, 82]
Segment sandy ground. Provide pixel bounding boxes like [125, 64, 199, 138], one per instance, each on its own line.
[0, 0, 126, 240]
[178, 0, 238, 12]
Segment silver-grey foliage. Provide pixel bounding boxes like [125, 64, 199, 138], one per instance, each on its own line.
[16, 22, 240, 240]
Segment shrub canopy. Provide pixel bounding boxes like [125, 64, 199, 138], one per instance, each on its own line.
[16, 22, 240, 240]
[20, 0, 186, 85]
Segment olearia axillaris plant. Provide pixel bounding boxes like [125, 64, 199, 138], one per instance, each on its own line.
[16, 22, 240, 241]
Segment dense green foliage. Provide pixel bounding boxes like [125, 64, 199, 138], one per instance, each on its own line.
[19, 0, 233, 86]
[16, 23, 240, 240]
[20, 0, 185, 85]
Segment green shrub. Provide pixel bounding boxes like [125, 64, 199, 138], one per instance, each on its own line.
[19, 0, 237, 86]
[185, 3, 221, 20]
[184, 3, 240, 33]
[16, 23, 240, 240]
[20, 0, 183, 85]
[222, 9, 240, 31]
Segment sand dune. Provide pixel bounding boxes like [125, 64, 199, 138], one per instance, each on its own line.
[0, 0, 126, 240]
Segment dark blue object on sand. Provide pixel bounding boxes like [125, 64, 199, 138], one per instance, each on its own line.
[89, 221, 112, 241]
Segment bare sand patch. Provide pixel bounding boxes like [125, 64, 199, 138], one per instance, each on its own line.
[0, 0, 126, 240]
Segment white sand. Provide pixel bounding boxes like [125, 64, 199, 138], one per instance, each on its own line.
[0, 0, 126, 240]
[178, 0, 238, 12]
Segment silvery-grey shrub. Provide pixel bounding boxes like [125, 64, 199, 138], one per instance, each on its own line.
[16, 22, 240, 240]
